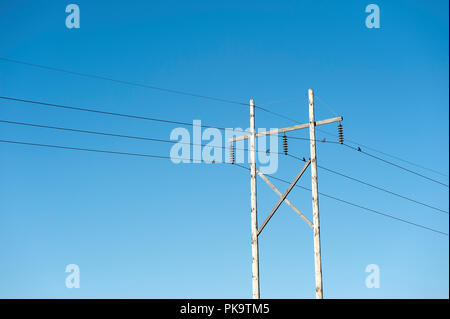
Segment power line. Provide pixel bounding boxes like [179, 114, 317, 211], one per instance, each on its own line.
[315, 187, 449, 236]
[0, 119, 284, 155]
[262, 89, 449, 182]
[4, 116, 445, 207]
[280, 109, 449, 182]
[252, 104, 302, 124]
[313, 93, 449, 178]
[5, 95, 445, 189]
[232, 163, 448, 237]
[0, 138, 223, 164]
[0, 56, 295, 121]
[0, 95, 337, 145]
[0, 96, 225, 129]
[317, 126, 449, 178]
[287, 153, 449, 214]
[354, 142, 449, 178]
[314, 94, 339, 118]
[286, 126, 448, 188]
[0, 53, 448, 181]
[3, 56, 447, 180]
[0, 57, 248, 107]
[260, 96, 449, 183]
[287, 135, 340, 144]
[2, 95, 446, 188]
[262, 94, 306, 106]
[342, 143, 449, 188]
[1, 138, 448, 237]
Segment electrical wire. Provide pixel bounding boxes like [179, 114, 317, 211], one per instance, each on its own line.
[2, 95, 446, 187]
[1, 138, 447, 236]
[0, 57, 296, 120]
[2, 56, 447, 180]
[0, 96, 337, 145]
[287, 153, 449, 214]
[342, 143, 449, 188]
[0, 138, 222, 164]
[314, 93, 449, 178]
[0, 119, 284, 155]
[0, 57, 248, 107]
[232, 163, 448, 236]
[0, 96, 225, 130]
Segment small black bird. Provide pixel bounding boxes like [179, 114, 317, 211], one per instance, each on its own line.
[302, 157, 306, 162]
[357, 147, 362, 152]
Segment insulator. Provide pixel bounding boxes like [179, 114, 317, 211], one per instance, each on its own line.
[282, 134, 288, 155]
[230, 144, 235, 164]
[338, 123, 344, 144]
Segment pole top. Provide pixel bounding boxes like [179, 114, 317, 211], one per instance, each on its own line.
[308, 89, 314, 103]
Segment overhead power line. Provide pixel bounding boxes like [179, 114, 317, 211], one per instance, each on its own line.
[0, 57, 247, 107]
[1, 137, 447, 237]
[0, 95, 337, 145]
[0, 57, 295, 122]
[8, 118, 444, 216]
[287, 153, 449, 215]
[2, 55, 448, 184]
[233, 163, 448, 237]
[0, 138, 221, 163]
[260, 92, 449, 184]
[260, 89, 450, 182]
[0, 119, 284, 155]
[351, 141, 449, 178]
[0, 96, 225, 129]
[317, 126, 450, 178]
[314, 93, 449, 178]
[342, 143, 449, 188]
[2, 95, 446, 188]
[2, 56, 447, 180]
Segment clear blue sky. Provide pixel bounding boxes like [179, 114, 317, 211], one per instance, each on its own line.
[0, 0, 448, 298]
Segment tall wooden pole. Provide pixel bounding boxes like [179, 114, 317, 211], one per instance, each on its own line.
[308, 89, 324, 299]
[249, 98, 260, 299]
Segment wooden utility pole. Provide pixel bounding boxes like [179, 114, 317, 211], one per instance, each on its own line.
[308, 88, 323, 299]
[229, 90, 342, 299]
[249, 99, 260, 299]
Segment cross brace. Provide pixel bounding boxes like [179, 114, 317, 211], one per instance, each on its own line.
[256, 168, 313, 229]
[257, 159, 311, 236]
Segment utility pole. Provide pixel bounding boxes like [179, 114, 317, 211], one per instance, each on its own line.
[229, 90, 342, 299]
[249, 99, 260, 299]
[308, 89, 323, 299]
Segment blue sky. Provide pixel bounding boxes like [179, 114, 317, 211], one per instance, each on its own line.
[0, 0, 448, 298]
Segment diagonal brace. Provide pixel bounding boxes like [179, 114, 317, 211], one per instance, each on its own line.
[257, 159, 311, 236]
[256, 168, 313, 229]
